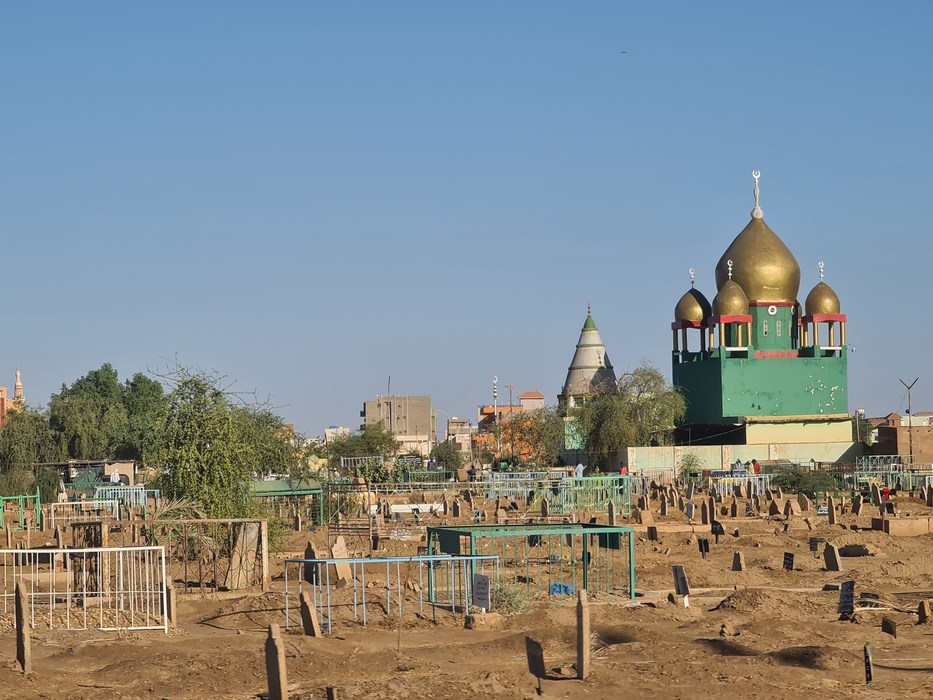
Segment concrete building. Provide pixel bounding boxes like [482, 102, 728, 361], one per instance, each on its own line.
[361, 395, 436, 457]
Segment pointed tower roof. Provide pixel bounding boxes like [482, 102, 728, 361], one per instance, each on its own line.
[560, 304, 617, 400]
[13, 369, 23, 400]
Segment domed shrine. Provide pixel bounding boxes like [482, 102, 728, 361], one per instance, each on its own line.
[670, 172, 849, 446]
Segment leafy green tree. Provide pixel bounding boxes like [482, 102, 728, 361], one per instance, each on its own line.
[119, 373, 169, 462]
[325, 424, 400, 481]
[500, 407, 566, 466]
[150, 368, 298, 517]
[574, 363, 686, 469]
[430, 440, 465, 471]
[49, 363, 129, 459]
[0, 406, 66, 497]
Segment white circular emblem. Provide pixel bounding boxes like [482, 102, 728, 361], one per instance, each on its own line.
[767, 305, 778, 316]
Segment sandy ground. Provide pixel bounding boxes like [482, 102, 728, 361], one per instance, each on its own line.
[2, 494, 933, 699]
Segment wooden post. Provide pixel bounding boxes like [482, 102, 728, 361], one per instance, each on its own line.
[607, 500, 616, 526]
[161, 583, 177, 628]
[299, 591, 322, 637]
[264, 624, 288, 700]
[577, 589, 590, 680]
[260, 520, 271, 593]
[100, 521, 111, 593]
[15, 581, 30, 673]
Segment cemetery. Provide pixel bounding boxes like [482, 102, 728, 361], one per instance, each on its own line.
[1, 473, 933, 698]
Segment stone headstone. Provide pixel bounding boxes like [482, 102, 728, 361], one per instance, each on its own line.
[700, 501, 710, 526]
[730, 499, 738, 518]
[824, 543, 843, 572]
[678, 496, 686, 513]
[752, 494, 762, 513]
[685, 503, 696, 521]
[330, 537, 353, 583]
[919, 485, 927, 503]
[736, 485, 745, 499]
[827, 496, 837, 525]
[731, 551, 745, 571]
[918, 599, 933, 623]
[775, 487, 784, 500]
[765, 488, 774, 503]
[452, 500, 462, 518]
[783, 501, 794, 519]
[607, 501, 616, 526]
[851, 495, 862, 516]
[871, 483, 881, 507]
[768, 500, 781, 517]
[660, 498, 668, 517]
[798, 493, 810, 512]
[686, 483, 695, 501]
[708, 496, 716, 520]
[635, 507, 653, 525]
[264, 624, 288, 700]
[637, 495, 647, 511]
[881, 616, 897, 639]
[647, 526, 658, 541]
[926, 487, 933, 509]
[299, 591, 322, 637]
[496, 509, 508, 524]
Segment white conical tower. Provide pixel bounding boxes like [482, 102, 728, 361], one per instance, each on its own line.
[559, 304, 617, 404]
[13, 370, 23, 401]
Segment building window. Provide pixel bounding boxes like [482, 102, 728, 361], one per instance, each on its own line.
[762, 321, 769, 337]
[776, 320, 782, 336]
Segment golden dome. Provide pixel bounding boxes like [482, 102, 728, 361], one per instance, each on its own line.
[805, 281, 841, 315]
[714, 218, 800, 303]
[674, 288, 712, 323]
[712, 280, 749, 316]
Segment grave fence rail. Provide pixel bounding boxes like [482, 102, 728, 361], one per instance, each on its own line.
[0, 545, 168, 632]
[283, 554, 499, 634]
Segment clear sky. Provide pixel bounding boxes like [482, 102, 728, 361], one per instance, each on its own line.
[3, 2, 932, 435]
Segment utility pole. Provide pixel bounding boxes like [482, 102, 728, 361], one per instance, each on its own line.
[900, 378, 919, 465]
[492, 377, 499, 457]
[506, 385, 516, 464]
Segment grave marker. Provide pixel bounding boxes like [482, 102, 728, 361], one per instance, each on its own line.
[672, 565, 690, 607]
[577, 590, 590, 680]
[824, 543, 842, 572]
[700, 501, 710, 526]
[330, 536, 353, 584]
[264, 624, 288, 700]
[686, 503, 696, 520]
[864, 644, 874, 687]
[697, 538, 710, 559]
[473, 574, 491, 611]
[881, 616, 897, 639]
[15, 581, 29, 674]
[732, 551, 745, 571]
[299, 591, 322, 637]
[660, 498, 668, 517]
[782, 552, 794, 571]
[838, 580, 856, 617]
[827, 496, 837, 525]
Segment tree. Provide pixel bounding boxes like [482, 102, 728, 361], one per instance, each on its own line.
[150, 368, 298, 518]
[851, 413, 873, 446]
[430, 440, 465, 471]
[500, 407, 566, 467]
[325, 424, 400, 481]
[574, 363, 686, 469]
[0, 406, 66, 498]
[49, 363, 129, 459]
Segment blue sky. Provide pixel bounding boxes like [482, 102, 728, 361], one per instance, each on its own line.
[3, 2, 931, 435]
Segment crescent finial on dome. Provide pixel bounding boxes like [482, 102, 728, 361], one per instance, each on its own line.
[751, 170, 763, 219]
[818, 261, 825, 280]
[689, 267, 696, 288]
[727, 259, 734, 281]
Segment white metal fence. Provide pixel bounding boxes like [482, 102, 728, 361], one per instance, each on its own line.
[0, 546, 168, 631]
[48, 500, 120, 528]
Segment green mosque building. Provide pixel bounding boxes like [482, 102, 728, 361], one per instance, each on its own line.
[670, 171, 850, 447]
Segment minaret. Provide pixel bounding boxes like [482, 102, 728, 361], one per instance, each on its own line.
[559, 303, 617, 407]
[13, 370, 23, 402]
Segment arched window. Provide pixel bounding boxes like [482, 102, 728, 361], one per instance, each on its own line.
[776, 320, 782, 336]
[762, 320, 769, 337]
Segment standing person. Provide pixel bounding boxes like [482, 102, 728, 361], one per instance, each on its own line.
[110, 468, 121, 484]
[619, 462, 628, 476]
[575, 462, 585, 478]
[752, 459, 761, 475]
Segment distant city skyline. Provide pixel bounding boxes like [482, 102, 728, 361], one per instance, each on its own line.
[4, 3, 931, 436]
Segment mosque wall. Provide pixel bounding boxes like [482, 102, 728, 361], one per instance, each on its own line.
[627, 441, 863, 472]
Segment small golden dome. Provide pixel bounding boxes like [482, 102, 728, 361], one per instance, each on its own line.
[674, 288, 712, 323]
[712, 280, 749, 316]
[715, 218, 800, 303]
[805, 281, 841, 315]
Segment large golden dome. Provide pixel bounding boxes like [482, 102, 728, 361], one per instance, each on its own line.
[805, 281, 841, 315]
[712, 279, 749, 316]
[714, 218, 800, 303]
[674, 288, 712, 323]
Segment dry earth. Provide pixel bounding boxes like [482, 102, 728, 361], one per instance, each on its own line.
[2, 494, 933, 699]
